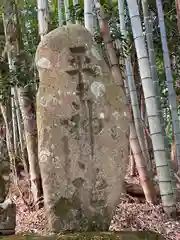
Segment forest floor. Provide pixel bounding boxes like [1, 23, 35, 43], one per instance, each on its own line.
[9, 171, 180, 240]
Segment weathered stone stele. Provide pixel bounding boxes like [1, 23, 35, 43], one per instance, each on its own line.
[36, 24, 129, 232]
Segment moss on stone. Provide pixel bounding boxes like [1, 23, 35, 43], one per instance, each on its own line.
[0, 231, 164, 240]
[53, 196, 81, 218]
[52, 194, 111, 231]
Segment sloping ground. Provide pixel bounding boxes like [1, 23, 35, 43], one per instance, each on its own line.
[10, 178, 180, 240]
[110, 195, 180, 240]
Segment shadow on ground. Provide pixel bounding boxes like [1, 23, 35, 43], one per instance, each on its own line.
[0, 231, 164, 239]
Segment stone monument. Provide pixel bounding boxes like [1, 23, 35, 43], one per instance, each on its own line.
[36, 24, 129, 232]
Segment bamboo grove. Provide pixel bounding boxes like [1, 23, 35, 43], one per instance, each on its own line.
[0, 0, 180, 218]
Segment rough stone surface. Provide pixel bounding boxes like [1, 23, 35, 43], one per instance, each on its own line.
[35, 24, 129, 232]
[0, 232, 164, 240]
[0, 199, 16, 235]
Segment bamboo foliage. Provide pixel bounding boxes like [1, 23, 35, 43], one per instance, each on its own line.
[84, 0, 97, 33]
[126, 0, 176, 215]
[73, 0, 80, 24]
[3, 0, 43, 205]
[0, 0, 178, 231]
[141, 0, 169, 145]
[37, 0, 49, 39]
[176, 0, 180, 32]
[0, 0, 178, 217]
[11, 90, 18, 156]
[0, 101, 14, 177]
[118, 0, 151, 170]
[13, 87, 29, 174]
[57, 0, 63, 26]
[108, 0, 113, 8]
[129, 147, 136, 176]
[129, 122, 156, 202]
[2, 12, 18, 179]
[126, 61, 152, 170]
[141, 0, 177, 195]
[141, 0, 159, 98]
[64, 0, 71, 24]
[73, 0, 79, 8]
[156, 0, 180, 171]
[1, 13, 29, 175]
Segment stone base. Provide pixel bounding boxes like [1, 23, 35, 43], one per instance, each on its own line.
[0, 229, 15, 235]
[0, 231, 164, 239]
[0, 199, 16, 236]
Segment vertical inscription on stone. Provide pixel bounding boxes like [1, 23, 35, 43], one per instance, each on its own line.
[65, 46, 102, 159]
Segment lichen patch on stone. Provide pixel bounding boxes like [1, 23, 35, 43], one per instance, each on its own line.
[90, 81, 106, 98]
[36, 57, 52, 69]
[91, 46, 102, 61]
[99, 113, 105, 119]
[112, 111, 121, 121]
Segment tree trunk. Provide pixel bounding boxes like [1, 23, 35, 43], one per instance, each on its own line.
[11, 91, 20, 178]
[73, 0, 80, 24]
[3, 0, 43, 206]
[176, 0, 180, 32]
[118, 0, 151, 171]
[129, 147, 136, 177]
[84, 0, 97, 33]
[17, 87, 43, 204]
[127, 0, 176, 216]
[57, 0, 63, 26]
[11, 92, 18, 156]
[141, 1, 174, 185]
[125, 181, 160, 199]
[141, 0, 160, 100]
[0, 114, 10, 203]
[13, 87, 29, 175]
[156, 0, 180, 171]
[64, 0, 71, 24]
[37, 0, 49, 40]
[130, 122, 157, 203]
[0, 101, 16, 180]
[171, 133, 178, 172]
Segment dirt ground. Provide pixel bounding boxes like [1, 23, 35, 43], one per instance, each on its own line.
[9, 173, 180, 240]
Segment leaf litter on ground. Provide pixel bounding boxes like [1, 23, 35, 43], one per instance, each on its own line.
[9, 174, 180, 240]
